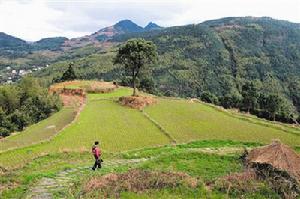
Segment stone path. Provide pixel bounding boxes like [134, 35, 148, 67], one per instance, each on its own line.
[25, 158, 147, 199]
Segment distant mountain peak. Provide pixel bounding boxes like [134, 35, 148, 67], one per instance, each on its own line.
[144, 22, 162, 30]
[115, 19, 135, 26]
[114, 19, 143, 33]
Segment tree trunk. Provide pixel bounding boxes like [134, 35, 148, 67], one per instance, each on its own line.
[132, 70, 137, 96]
[133, 79, 137, 96]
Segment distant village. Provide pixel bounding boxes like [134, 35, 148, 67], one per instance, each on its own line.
[0, 65, 49, 84]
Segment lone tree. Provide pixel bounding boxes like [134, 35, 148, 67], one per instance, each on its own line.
[114, 38, 158, 96]
[61, 63, 77, 82]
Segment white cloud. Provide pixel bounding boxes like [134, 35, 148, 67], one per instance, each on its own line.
[0, 0, 299, 41]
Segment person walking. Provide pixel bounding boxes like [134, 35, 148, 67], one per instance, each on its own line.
[92, 141, 102, 170]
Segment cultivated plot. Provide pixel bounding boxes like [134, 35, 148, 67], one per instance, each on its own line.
[144, 99, 300, 146]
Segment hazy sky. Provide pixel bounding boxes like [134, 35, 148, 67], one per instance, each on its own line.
[0, 0, 299, 41]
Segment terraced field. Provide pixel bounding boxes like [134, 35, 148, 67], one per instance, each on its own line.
[144, 99, 300, 146]
[0, 87, 168, 169]
[1, 84, 300, 171]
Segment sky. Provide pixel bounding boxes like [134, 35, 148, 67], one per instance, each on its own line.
[0, 0, 299, 41]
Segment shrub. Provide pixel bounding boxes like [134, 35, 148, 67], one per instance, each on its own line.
[200, 91, 219, 104]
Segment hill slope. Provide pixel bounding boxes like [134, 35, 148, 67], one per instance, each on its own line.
[34, 17, 300, 120]
[112, 17, 300, 115]
[1, 84, 300, 170]
[2, 17, 300, 120]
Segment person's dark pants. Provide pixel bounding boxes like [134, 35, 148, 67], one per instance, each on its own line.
[92, 157, 101, 170]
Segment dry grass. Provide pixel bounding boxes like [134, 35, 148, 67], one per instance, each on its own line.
[214, 170, 260, 196]
[84, 169, 198, 198]
[119, 96, 156, 110]
[50, 80, 116, 90]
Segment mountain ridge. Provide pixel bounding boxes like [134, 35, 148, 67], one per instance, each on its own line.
[0, 19, 162, 50]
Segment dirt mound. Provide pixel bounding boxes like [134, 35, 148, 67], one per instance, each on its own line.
[84, 169, 198, 197]
[49, 87, 86, 107]
[246, 140, 300, 182]
[119, 96, 156, 109]
[245, 140, 300, 198]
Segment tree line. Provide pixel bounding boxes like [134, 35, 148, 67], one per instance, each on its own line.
[199, 81, 298, 123]
[0, 77, 61, 137]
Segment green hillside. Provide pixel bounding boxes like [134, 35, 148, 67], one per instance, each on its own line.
[113, 17, 300, 114]
[29, 17, 300, 123]
[2, 17, 299, 119]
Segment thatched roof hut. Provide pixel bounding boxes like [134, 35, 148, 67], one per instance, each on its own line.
[246, 140, 300, 182]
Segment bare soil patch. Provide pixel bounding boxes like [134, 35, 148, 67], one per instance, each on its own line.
[84, 169, 198, 197]
[119, 96, 156, 110]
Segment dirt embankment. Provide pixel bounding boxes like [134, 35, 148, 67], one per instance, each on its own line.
[50, 87, 86, 107]
[119, 96, 156, 110]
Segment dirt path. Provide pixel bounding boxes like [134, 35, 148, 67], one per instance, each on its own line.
[25, 158, 147, 199]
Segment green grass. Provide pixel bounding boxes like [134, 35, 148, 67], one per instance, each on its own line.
[144, 99, 300, 146]
[0, 152, 93, 198]
[76, 140, 279, 199]
[120, 140, 261, 159]
[0, 100, 170, 169]
[1, 87, 300, 171]
[49, 100, 170, 152]
[0, 108, 76, 152]
[141, 152, 242, 181]
[1, 140, 280, 199]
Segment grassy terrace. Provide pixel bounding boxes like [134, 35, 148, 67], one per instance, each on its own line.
[144, 99, 300, 146]
[1, 86, 300, 170]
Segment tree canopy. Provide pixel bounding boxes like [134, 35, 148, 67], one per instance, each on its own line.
[114, 38, 157, 96]
[60, 63, 77, 82]
[0, 77, 61, 137]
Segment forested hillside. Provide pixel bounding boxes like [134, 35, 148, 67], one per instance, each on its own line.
[22, 17, 300, 122]
[112, 17, 300, 122]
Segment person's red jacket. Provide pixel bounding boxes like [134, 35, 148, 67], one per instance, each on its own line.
[92, 146, 101, 158]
